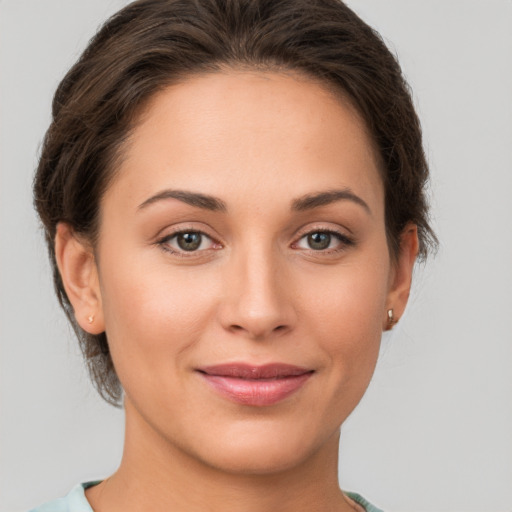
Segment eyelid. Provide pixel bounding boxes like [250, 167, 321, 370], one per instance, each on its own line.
[292, 222, 353, 241]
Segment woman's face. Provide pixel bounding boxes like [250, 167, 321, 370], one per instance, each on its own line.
[66, 71, 416, 473]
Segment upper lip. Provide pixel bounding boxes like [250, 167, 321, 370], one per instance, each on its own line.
[197, 363, 313, 379]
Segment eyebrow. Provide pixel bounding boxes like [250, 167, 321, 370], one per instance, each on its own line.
[291, 189, 371, 214]
[137, 187, 370, 215]
[138, 189, 227, 212]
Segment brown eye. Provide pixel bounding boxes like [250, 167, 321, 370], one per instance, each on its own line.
[294, 229, 354, 253]
[159, 230, 217, 254]
[307, 232, 332, 250]
[177, 232, 203, 251]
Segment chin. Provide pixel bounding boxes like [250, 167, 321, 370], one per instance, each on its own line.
[184, 421, 338, 476]
[200, 445, 312, 475]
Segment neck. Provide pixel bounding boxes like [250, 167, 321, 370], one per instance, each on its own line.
[86, 399, 357, 512]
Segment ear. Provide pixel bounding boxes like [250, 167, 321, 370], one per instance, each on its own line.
[383, 223, 419, 330]
[55, 222, 105, 334]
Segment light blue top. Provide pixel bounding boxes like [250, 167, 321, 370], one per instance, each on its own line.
[28, 482, 101, 512]
[29, 482, 384, 512]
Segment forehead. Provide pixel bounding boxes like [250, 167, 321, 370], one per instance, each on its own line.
[105, 71, 383, 215]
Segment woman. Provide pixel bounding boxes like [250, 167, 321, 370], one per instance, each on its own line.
[30, 0, 436, 510]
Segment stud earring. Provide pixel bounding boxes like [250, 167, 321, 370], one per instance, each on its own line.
[87, 315, 94, 324]
[387, 309, 398, 330]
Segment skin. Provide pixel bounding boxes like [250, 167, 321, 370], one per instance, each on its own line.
[55, 71, 418, 512]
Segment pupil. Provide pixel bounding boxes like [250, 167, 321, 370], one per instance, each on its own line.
[177, 232, 201, 251]
[308, 232, 331, 250]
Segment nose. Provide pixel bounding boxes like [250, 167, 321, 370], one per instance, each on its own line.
[217, 245, 297, 340]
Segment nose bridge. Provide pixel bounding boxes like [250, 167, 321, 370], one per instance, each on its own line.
[220, 238, 294, 338]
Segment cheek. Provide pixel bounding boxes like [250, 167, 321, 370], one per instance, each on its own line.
[302, 252, 389, 341]
[298, 250, 390, 392]
[98, 253, 221, 378]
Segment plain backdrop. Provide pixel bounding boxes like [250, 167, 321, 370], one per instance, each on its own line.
[1, 1, 511, 511]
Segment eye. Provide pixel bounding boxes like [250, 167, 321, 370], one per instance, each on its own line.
[305, 232, 332, 250]
[294, 230, 353, 252]
[158, 230, 218, 254]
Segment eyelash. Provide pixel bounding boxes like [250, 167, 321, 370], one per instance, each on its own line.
[156, 228, 355, 257]
[157, 229, 220, 258]
[292, 229, 355, 254]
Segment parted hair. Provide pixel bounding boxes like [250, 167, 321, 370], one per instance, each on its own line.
[34, 0, 437, 406]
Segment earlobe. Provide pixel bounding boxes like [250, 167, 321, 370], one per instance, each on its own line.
[384, 224, 419, 330]
[55, 223, 105, 334]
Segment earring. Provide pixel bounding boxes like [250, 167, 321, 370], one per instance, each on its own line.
[387, 309, 398, 330]
[87, 315, 94, 324]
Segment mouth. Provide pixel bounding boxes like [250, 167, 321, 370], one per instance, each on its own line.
[196, 363, 314, 406]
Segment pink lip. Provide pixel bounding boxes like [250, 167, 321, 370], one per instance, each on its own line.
[197, 363, 314, 406]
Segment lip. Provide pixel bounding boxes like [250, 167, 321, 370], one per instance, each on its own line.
[196, 363, 314, 406]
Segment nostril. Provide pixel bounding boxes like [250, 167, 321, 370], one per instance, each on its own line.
[228, 323, 288, 337]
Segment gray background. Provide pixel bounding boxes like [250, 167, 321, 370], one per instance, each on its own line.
[1, 1, 511, 511]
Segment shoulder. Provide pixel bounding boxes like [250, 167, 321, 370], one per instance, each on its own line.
[28, 482, 100, 512]
[345, 491, 385, 512]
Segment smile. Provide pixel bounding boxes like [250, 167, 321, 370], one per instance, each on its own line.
[197, 363, 314, 406]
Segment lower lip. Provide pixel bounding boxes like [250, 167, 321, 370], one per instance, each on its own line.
[199, 373, 313, 406]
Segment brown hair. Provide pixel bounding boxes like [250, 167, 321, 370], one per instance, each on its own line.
[34, 0, 437, 406]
